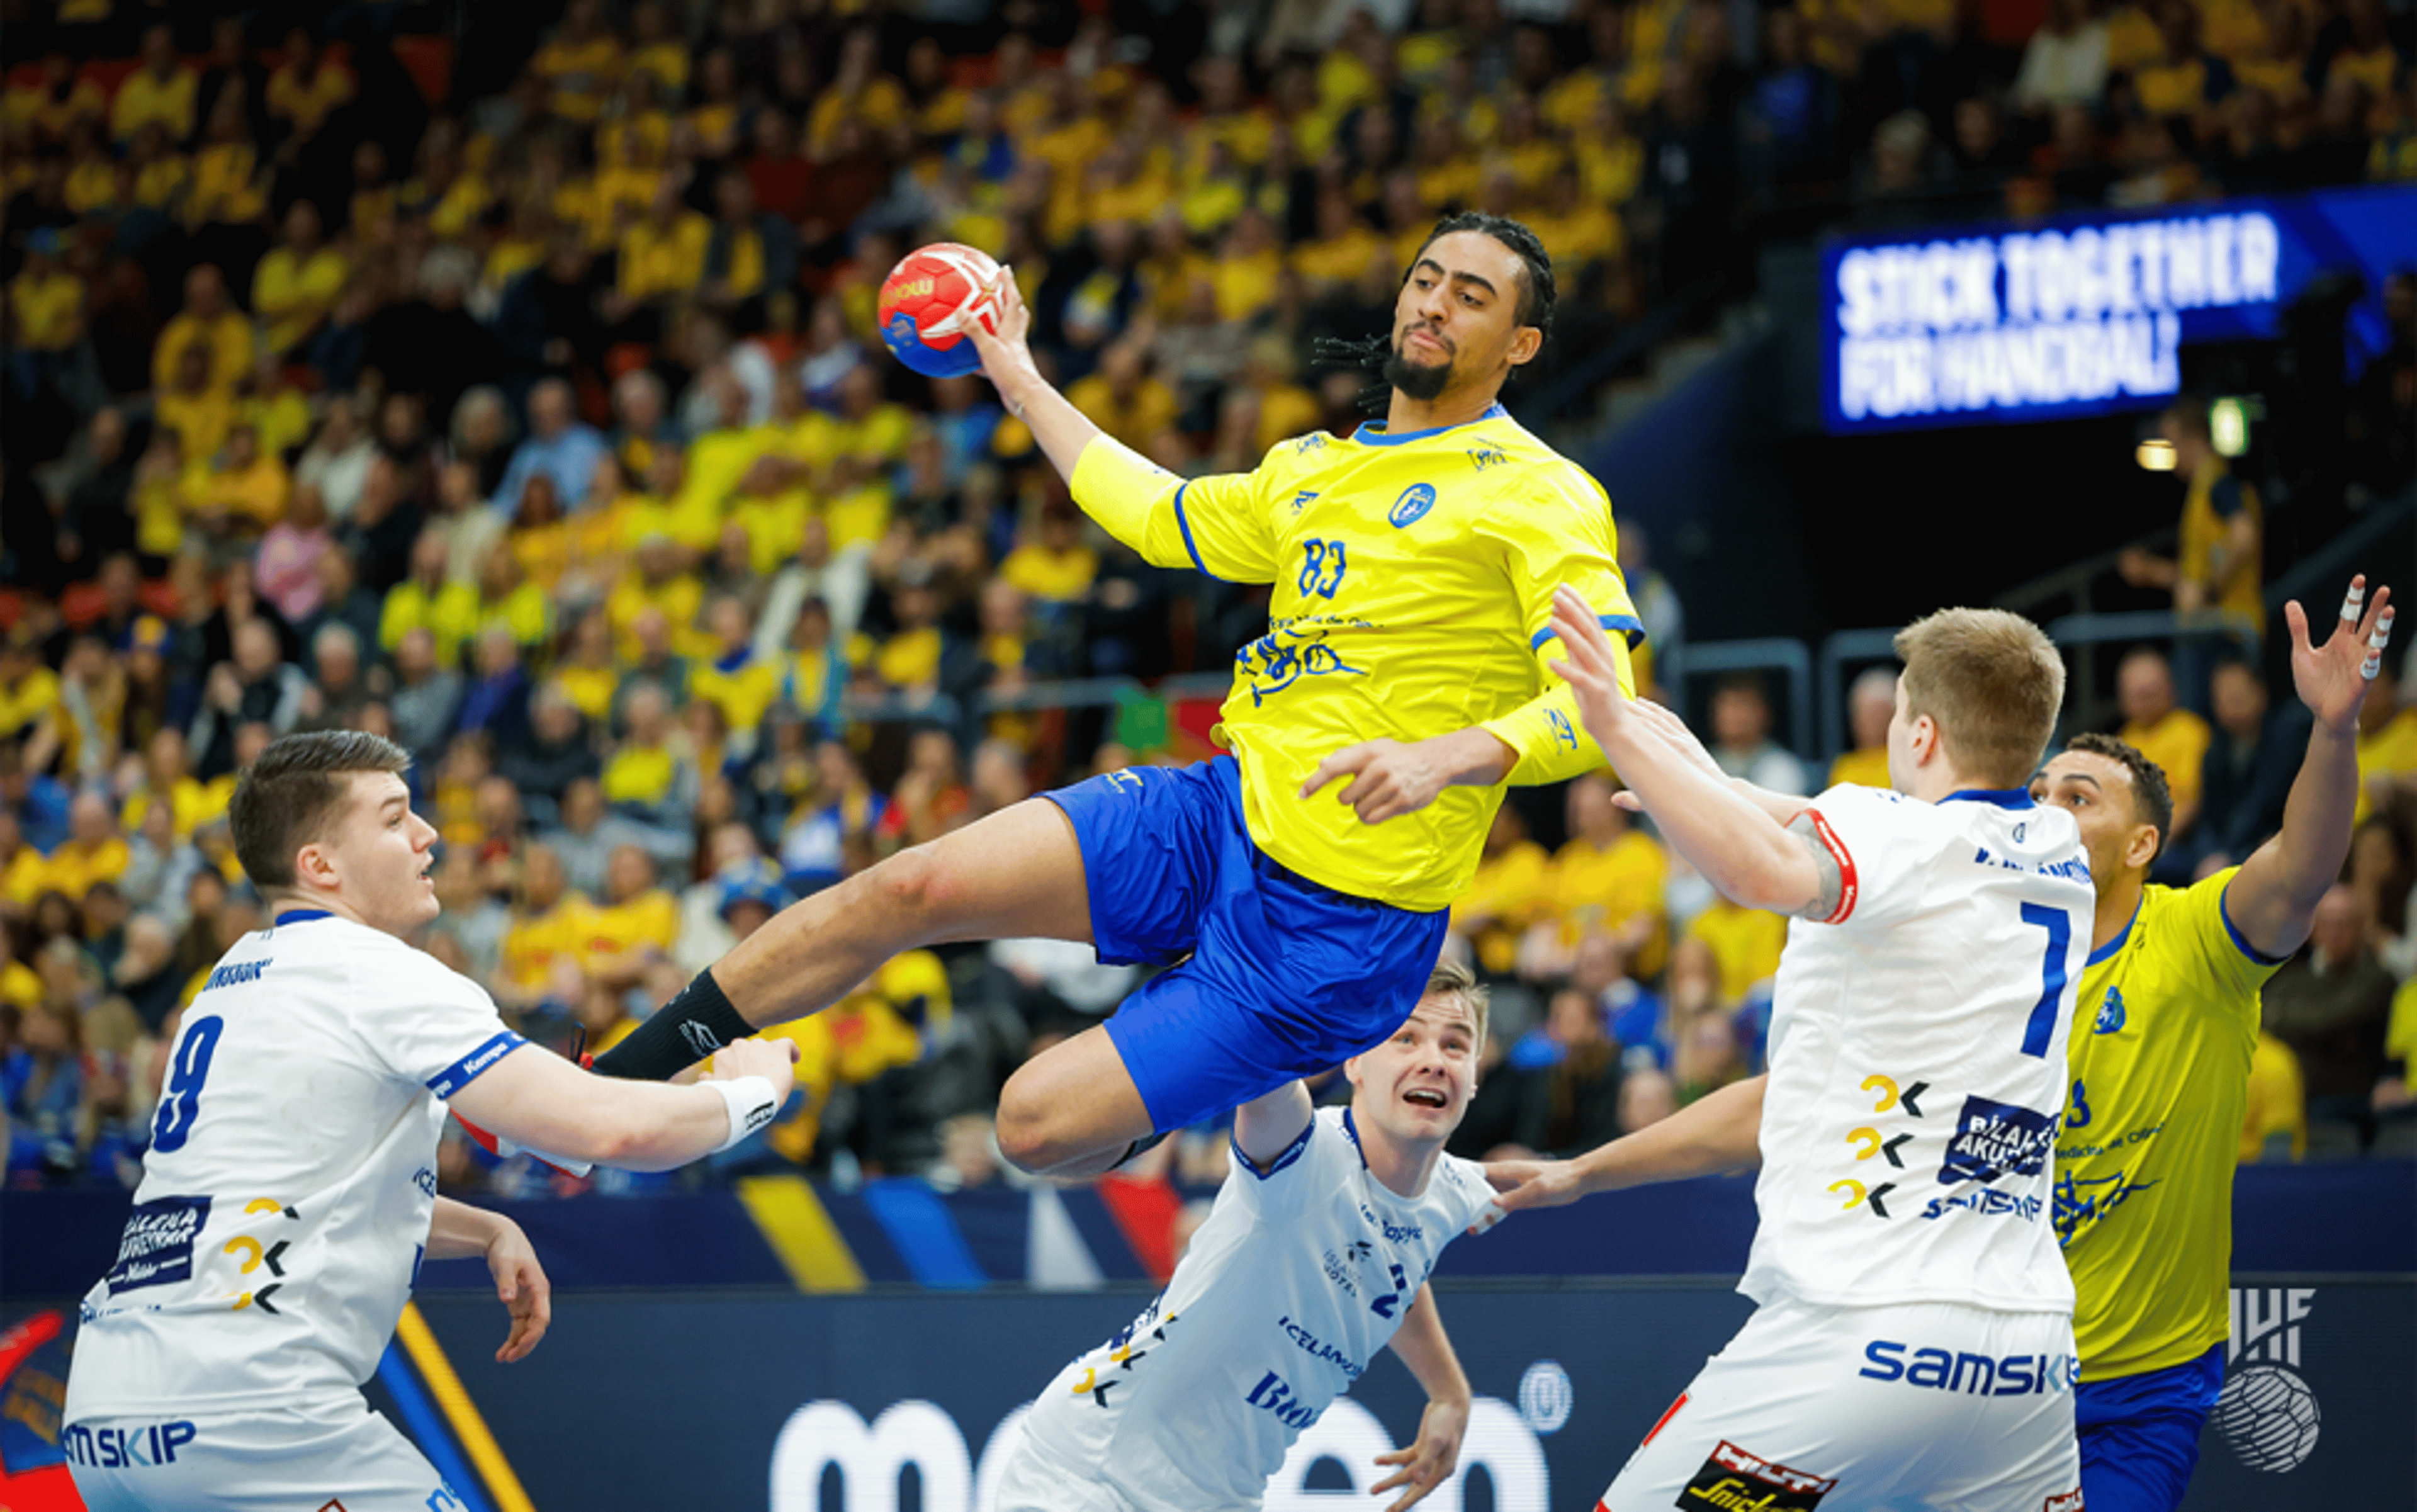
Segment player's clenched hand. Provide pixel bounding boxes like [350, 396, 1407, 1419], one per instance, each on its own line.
[1547, 585, 1634, 752]
[1372, 1396, 1469, 1512]
[706, 1035, 801, 1105]
[1300, 737, 1450, 825]
[484, 1217, 552, 1364]
[1483, 1158, 1587, 1213]
[2285, 574, 2394, 736]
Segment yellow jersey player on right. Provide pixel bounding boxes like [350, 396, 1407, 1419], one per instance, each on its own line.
[2029, 574, 2394, 1512]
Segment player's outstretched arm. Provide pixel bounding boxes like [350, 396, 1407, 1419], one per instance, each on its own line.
[1375, 1284, 1473, 1512]
[427, 1198, 551, 1364]
[962, 268, 1278, 586]
[1606, 697, 1808, 826]
[2229, 576, 2394, 958]
[961, 267, 1103, 483]
[1232, 1078, 1316, 1172]
[1549, 586, 1823, 913]
[1486, 1075, 1766, 1213]
[449, 1036, 798, 1173]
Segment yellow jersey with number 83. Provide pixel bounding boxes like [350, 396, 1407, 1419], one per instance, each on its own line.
[1070, 404, 1639, 910]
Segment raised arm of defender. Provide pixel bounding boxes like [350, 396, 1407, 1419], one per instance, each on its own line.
[1486, 1075, 1767, 1214]
[1548, 587, 1830, 915]
[2225, 576, 2395, 958]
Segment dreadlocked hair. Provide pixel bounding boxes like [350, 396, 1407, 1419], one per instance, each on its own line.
[1308, 212, 1560, 416]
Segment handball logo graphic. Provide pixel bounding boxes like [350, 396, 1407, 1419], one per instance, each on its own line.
[2219, 1287, 2321, 1473]
[2211, 1365, 2319, 1472]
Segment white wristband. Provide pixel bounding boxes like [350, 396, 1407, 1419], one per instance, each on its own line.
[708, 1076, 781, 1153]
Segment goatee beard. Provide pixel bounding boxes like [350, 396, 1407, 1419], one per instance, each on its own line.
[1383, 334, 1451, 402]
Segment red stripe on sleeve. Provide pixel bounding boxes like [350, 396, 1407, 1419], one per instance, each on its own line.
[1807, 809, 1859, 925]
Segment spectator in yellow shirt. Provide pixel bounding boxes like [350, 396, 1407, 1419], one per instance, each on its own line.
[1065, 338, 1180, 451]
[532, 0, 626, 125]
[43, 791, 131, 900]
[1451, 804, 1552, 976]
[2117, 645, 2213, 842]
[11, 55, 106, 145]
[998, 502, 1100, 606]
[150, 262, 256, 393]
[600, 682, 692, 826]
[690, 598, 784, 740]
[250, 200, 349, 355]
[498, 843, 595, 1007]
[806, 28, 910, 159]
[120, 726, 232, 839]
[0, 629, 62, 753]
[2354, 660, 2417, 824]
[155, 343, 237, 477]
[111, 25, 198, 144]
[185, 422, 290, 540]
[380, 529, 482, 666]
[1535, 772, 1670, 979]
[264, 28, 354, 145]
[1684, 894, 1789, 1004]
[607, 537, 710, 663]
[610, 174, 713, 319]
[580, 843, 681, 987]
[1827, 666, 1900, 788]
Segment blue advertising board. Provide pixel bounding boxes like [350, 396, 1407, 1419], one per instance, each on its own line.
[1818, 184, 2417, 433]
[388, 1280, 2408, 1510]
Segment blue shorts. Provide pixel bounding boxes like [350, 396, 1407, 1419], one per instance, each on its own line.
[1043, 755, 1449, 1132]
[2075, 1343, 2225, 1512]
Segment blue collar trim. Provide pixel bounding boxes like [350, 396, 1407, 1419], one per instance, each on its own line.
[1340, 1106, 1368, 1168]
[2087, 898, 2140, 966]
[1939, 788, 2036, 810]
[274, 909, 334, 927]
[1352, 402, 1507, 448]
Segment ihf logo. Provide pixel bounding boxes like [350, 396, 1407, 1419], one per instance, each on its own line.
[2214, 1288, 2319, 1473]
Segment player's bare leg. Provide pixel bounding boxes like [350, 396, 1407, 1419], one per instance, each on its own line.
[995, 1025, 1156, 1178]
[715, 798, 1092, 1024]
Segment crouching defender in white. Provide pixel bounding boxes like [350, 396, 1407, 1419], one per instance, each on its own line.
[999, 959, 1503, 1512]
[1492, 592, 2091, 1512]
[64, 731, 799, 1511]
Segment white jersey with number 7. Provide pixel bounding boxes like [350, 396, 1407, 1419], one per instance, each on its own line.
[1746, 784, 2092, 1315]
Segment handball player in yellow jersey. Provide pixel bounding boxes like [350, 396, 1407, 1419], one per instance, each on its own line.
[2028, 573, 2392, 1511]
[590, 213, 1642, 1178]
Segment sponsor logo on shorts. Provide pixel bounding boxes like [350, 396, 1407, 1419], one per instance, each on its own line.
[62, 1419, 198, 1467]
[103, 1195, 211, 1295]
[1938, 1095, 2056, 1185]
[1857, 1340, 2079, 1394]
[1676, 1441, 1836, 1511]
[2042, 1491, 2084, 1511]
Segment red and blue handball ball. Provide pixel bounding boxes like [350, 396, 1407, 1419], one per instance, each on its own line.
[876, 242, 1003, 378]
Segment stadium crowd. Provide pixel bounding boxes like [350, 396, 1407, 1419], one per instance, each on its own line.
[1, 0, 2411, 1196]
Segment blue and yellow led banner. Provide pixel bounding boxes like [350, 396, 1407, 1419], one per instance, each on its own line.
[1818, 184, 2417, 432]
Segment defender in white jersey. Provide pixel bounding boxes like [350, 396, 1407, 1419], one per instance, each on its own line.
[1493, 595, 2091, 1512]
[998, 960, 1503, 1512]
[64, 732, 799, 1511]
